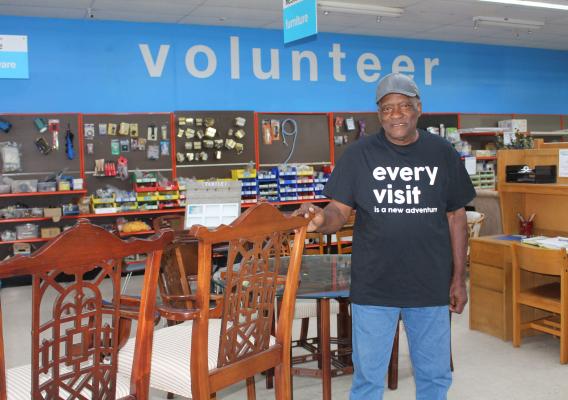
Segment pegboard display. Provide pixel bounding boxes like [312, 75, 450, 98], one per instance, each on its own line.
[173, 110, 255, 179]
[0, 113, 82, 178]
[81, 113, 173, 193]
[256, 113, 331, 166]
[332, 112, 381, 163]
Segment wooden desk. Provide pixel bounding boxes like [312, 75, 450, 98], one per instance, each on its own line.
[469, 235, 558, 341]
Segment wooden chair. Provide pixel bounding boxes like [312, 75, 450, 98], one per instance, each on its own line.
[512, 243, 568, 364]
[336, 211, 355, 255]
[118, 202, 308, 399]
[0, 219, 173, 400]
[153, 215, 199, 311]
[466, 211, 485, 239]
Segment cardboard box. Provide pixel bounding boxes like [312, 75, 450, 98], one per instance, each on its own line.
[43, 207, 62, 222]
[498, 119, 527, 132]
[41, 227, 61, 239]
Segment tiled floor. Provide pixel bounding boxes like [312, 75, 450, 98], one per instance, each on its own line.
[2, 276, 568, 399]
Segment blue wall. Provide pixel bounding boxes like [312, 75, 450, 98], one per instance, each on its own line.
[1, 15, 567, 114]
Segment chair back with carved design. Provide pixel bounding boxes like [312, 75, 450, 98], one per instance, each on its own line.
[153, 215, 199, 310]
[0, 219, 173, 400]
[190, 202, 308, 399]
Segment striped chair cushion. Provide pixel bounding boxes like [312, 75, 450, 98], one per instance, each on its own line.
[293, 299, 342, 320]
[118, 318, 276, 398]
[6, 363, 131, 400]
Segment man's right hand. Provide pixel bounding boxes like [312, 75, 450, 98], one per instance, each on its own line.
[293, 203, 324, 232]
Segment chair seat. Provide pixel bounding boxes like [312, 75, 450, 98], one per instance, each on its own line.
[294, 299, 341, 320]
[519, 282, 561, 313]
[118, 318, 276, 398]
[6, 363, 131, 400]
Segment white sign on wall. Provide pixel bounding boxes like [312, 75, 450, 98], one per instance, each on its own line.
[0, 35, 29, 79]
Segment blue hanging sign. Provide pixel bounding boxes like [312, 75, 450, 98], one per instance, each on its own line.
[283, 0, 317, 44]
[0, 35, 29, 79]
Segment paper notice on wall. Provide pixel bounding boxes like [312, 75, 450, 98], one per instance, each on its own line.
[464, 156, 476, 175]
[0, 35, 29, 79]
[559, 149, 568, 177]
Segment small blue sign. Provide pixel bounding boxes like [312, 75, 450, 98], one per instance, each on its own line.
[283, 0, 317, 44]
[0, 35, 29, 79]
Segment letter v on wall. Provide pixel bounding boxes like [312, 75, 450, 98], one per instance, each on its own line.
[139, 44, 170, 77]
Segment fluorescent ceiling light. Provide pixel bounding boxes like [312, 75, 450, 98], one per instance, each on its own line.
[479, 0, 568, 11]
[318, 1, 404, 18]
[473, 16, 545, 30]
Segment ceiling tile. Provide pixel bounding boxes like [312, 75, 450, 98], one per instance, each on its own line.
[0, 5, 86, 19]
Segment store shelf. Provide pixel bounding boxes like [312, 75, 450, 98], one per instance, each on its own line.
[0, 190, 88, 198]
[0, 238, 50, 244]
[71, 208, 186, 219]
[459, 132, 502, 137]
[499, 183, 568, 195]
[241, 198, 330, 208]
[476, 156, 497, 161]
[119, 230, 156, 237]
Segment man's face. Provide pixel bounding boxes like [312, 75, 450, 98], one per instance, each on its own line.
[377, 93, 422, 146]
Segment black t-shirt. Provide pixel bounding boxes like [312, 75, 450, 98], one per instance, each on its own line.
[324, 129, 476, 307]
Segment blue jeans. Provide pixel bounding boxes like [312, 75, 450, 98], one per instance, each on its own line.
[350, 304, 452, 400]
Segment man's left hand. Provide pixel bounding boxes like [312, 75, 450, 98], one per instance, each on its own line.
[449, 280, 468, 314]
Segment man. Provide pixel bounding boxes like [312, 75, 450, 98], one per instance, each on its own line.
[296, 73, 475, 399]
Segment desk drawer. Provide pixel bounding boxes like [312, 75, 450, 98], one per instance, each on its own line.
[470, 263, 504, 292]
[470, 241, 507, 268]
[469, 285, 506, 340]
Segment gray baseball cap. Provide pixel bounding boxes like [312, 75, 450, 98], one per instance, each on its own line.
[376, 73, 420, 104]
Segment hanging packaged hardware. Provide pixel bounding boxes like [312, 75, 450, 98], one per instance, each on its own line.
[261, 120, 272, 145]
[193, 141, 202, 151]
[345, 117, 356, 131]
[147, 126, 157, 141]
[213, 139, 224, 149]
[234, 129, 246, 139]
[227, 128, 234, 136]
[129, 123, 139, 137]
[94, 159, 105, 176]
[234, 142, 244, 154]
[35, 137, 52, 155]
[196, 129, 204, 139]
[117, 156, 129, 180]
[186, 152, 194, 162]
[184, 142, 193, 150]
[225, 138, 237, 149]
[205, 127, 216, 138]
[195, 118, 203, 127]
[200, 151, 208, 161]
[0, 118, 12, 133]
[65, 124, 75, 160]
[215, 150, 222, 160]
[185, 128, 195, 139]
[334, 117, 344, 133]
[33, 117, 48, 133]
[270, 120, 281, 141]
[176, 152, 185, 163]
[194, 152, 200, 161]
[186, 118, 194, 126]
[48, 119, 60, 150]
[178, 117, 186, 126]
[357, 120, 367, 139]
[203, 140, 214, 149]
[108, 123, 117, 135]
[234, 116, 246, 127]
[161, 125, 168, 140]
[204, 117, 215, 127]
[119, 122, 129, 136]
[177, 128, 185, 138]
